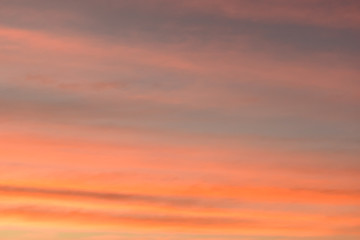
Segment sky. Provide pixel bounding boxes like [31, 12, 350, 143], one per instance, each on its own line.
[0, 0, 359, 239]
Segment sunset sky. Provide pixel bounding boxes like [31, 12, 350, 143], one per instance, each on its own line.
[0, 0, 360, 239]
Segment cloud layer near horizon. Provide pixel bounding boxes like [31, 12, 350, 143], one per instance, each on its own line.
[0, 1, 359, 239]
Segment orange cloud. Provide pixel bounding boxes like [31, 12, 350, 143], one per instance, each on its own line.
[0, 1, 359, 239]
[0, 204, 347, 237]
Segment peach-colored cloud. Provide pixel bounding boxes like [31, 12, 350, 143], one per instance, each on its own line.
[0, 204, 347, 237]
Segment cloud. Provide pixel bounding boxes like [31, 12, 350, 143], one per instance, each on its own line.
[0, 1, 359, 239]
[0, 204, 341, 236]
[0, 185, 226, 209]
[180, 0, 360, 29]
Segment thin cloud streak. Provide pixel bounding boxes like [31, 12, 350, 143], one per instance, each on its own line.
[0, 204, 351, 237]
